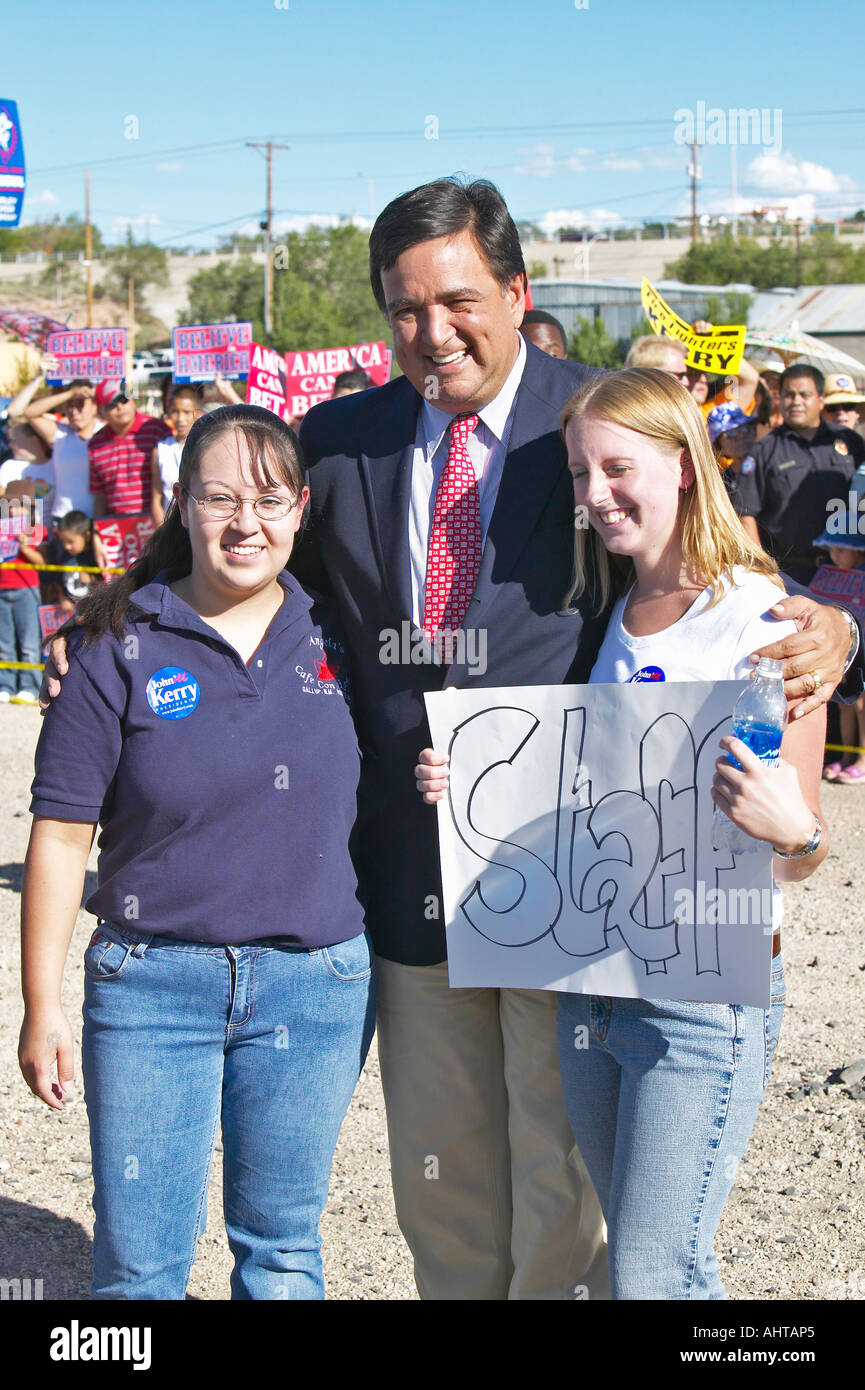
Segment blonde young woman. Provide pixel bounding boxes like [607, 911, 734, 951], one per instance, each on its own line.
[417, 368, 829, 1300]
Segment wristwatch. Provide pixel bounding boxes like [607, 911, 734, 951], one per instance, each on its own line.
[841, 608, 860, 675]
[775, 816, 822, 859]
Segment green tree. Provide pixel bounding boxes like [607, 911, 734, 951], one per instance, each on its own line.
[99, 230, 169, 304]
[181, 224, 386, 351]
[705, 292, 753, 325]
[0, 214, 105, 257]
[568, 315, 625, 368]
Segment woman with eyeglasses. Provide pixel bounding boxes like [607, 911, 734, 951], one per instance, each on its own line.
[18, 405, 375, 1300]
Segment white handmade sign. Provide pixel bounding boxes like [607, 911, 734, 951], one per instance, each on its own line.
[424, 682, 775, 1007]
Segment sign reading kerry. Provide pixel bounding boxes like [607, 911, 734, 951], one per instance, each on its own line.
[641, 278, 746, 376]
[172, 321, 253, 383]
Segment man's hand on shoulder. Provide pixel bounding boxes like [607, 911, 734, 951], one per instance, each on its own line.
[750, 594, 851, 717]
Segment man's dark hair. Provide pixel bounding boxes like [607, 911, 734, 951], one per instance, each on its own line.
[780, 364, 825, 394]
[369, 176, 526, 314]
[521, 309, 568, 352]
[332, 369, 372, 393]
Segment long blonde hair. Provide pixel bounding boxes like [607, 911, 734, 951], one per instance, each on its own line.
[561, 367, 781, 612]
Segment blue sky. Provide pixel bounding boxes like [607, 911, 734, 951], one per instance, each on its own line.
[5, 0, 864, 246]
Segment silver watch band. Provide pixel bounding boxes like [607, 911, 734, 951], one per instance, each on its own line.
[842, 608, 860, 675]
[774, 816, 822, 859]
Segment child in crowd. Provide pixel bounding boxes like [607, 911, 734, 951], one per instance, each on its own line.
[150, 386, 202, 525]
[41, 511, 109, 615]
[0, 422, 56, 522]
[0, 494, 48, 704]
[812, 466, 865, 784]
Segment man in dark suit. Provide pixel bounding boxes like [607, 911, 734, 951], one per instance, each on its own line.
[292, 177, 859, 1300]
[293, 179, 609, 1300]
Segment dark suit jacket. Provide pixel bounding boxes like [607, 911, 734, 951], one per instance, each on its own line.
[293, 340, 605, 964]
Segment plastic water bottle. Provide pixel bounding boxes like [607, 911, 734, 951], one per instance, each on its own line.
[712, 657, 788, 855]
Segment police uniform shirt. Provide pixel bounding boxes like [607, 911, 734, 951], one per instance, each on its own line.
[30, 572, 364, 947]
[733, 420, 864, 568]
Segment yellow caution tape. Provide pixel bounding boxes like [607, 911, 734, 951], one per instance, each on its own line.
[825, 743, 865, 756]
[0, 561, 123, 573]
[0, 661, 45, 670]
[641, 278, 746, 375]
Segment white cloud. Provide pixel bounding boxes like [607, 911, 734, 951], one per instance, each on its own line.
[601, 156, 642, 172]
[112, 214, 164, 233]
[28, 189, 58, 206]
[516, 143, 592, 177]
[154, 162, 183, 174]
[746, 151, 856, 196]
[588, 207, 624, 228]
[536, 207, 623, 236]
[235, 213, 373, 238]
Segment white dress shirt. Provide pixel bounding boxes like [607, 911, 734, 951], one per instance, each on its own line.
[408, 334, 527, 627]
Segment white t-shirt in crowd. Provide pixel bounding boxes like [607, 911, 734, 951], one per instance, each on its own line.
[155, 437, 183, 512]
[0, 457, 56, 524]
[590, 566, 798, 932]
[51, 422, 94, 520]
[590, 568, 796, 685]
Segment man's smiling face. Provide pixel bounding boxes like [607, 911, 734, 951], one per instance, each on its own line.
[381, 229, 525, 416]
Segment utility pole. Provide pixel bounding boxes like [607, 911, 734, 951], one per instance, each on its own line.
[794, 219, 803, 289]
[246, 139, 290, 339]
[128, 276, 135, 383]
[731, 143, 738, 240]
[85, 170, 93, 328]
[689, 142, 701, 245]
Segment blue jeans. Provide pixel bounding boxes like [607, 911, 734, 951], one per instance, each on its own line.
[556, 954, 785, 1300]
[82, 921, 375, 1300]
[0, 587, 41, 695]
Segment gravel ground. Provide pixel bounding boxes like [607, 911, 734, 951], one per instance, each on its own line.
[0, 703, 862, 1301]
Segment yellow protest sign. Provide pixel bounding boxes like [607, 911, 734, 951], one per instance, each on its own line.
[640, 279, 746, 376]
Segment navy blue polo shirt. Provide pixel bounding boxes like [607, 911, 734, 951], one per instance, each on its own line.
[30, 572, 365, 947]
[733, 420, 864, 578]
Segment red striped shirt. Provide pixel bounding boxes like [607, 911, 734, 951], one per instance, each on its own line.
[88, 413, 173, 516]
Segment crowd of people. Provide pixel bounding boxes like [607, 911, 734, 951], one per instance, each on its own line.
[5, 175, 865, 1301]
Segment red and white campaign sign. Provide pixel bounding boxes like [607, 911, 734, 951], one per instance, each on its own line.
[810, 564, 865, 626]
[38, 604, 68, 641]
[94, 515, 155, 571]
[45, 328, 127, 386]
[172, 322, 252, 383]
[284, 340, 391, 417]
[247, 342, 288, 417]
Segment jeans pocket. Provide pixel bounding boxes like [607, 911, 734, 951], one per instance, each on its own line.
[321, 931, 373, 982]
[83, 931, 134, 982]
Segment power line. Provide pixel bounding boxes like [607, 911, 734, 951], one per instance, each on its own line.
[28, 108, 865, 176]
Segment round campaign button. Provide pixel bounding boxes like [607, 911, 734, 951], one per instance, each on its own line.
[145, 666, 200, 719]
[628, 665, 666, 683]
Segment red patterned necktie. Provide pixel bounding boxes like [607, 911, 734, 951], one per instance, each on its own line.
[422, 413, 481, 644]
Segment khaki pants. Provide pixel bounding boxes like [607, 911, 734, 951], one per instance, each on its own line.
[375, 958, 609, 1300]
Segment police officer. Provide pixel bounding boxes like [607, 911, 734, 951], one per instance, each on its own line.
[734, 364, 865, 584]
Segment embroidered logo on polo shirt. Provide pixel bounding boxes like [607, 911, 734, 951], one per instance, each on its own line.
[629, 665, 665, 683]
[145, 666, 200, 719]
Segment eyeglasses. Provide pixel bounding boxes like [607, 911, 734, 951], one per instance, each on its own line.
[185, 489, 301, 521]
